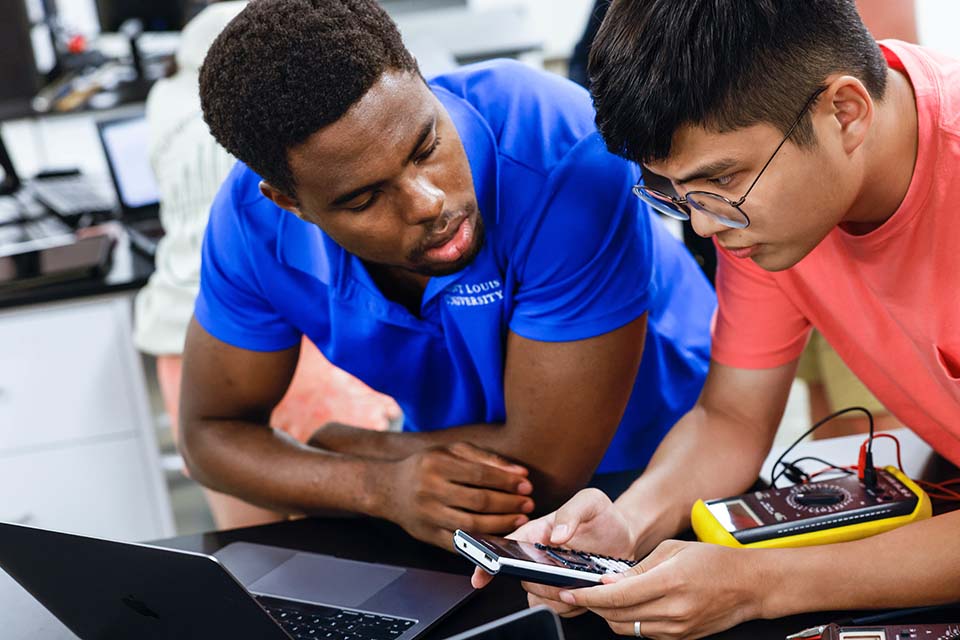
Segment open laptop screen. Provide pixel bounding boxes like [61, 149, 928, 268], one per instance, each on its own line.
[98, 116, 160, 210]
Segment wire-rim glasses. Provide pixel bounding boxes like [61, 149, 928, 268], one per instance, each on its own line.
[632, 87, 826, 230]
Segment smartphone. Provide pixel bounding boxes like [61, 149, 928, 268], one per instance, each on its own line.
[0, 234, 113, 292]
[453, 529, 638, 588]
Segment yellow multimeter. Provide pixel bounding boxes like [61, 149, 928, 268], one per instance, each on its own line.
[691, 466, 931, 549]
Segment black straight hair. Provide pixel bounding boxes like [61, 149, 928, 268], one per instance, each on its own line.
[588, 0, 888, 164]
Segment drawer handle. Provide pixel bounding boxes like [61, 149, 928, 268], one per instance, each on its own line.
[3, 513, 33, 525]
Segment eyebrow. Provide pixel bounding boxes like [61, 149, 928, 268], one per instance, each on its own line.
[330, 115, 436, 207]
[674, 158, 739, 185]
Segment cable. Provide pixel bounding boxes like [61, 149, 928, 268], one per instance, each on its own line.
[915, 480, 960, 502]
[769, 406, 874, 489]
[771, 456, 854, 487]
[867, 433, 904, 472]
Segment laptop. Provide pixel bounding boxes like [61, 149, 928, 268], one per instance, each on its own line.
[442, 606, 564, 640]
[0, 521, 474, 640]
[95, 115, 165, 256]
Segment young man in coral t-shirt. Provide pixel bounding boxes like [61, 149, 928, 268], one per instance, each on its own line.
[474, 1, 960, 638]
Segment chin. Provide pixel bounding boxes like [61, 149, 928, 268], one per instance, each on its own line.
[414, 256, 476, 277]
[748, 249, 790, 272]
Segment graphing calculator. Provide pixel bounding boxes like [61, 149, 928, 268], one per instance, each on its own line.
[692, 466, 931, 549]
[454, 529, 638, 588]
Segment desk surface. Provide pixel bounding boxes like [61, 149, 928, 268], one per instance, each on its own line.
[4, 432, 958, 639]
[0, 223, 153, 311]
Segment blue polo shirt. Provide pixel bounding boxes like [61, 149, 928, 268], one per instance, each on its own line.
[195, 60, 715, 474]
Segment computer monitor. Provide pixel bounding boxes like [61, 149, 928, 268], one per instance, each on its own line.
[97, 115, 160, 213]
[0, 129, 22, 196]
[95, 0, 190, 32]
[0, 1, 42, 104]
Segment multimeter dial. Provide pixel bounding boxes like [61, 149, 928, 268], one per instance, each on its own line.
[784, 483, 853, 513]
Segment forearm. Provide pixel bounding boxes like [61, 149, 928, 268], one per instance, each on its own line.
[761, 511, 960, 617]
[181, 419, 388, 518]
[316, 421, 596, 510]
[615, 403, 776, 551]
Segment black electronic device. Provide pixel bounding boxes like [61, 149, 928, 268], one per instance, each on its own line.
[454, 529, 638, 589]
[799, 622, 960, 640]
[0, 130, 21, 196]
[692, 466, 931, 548]
[30, 172, 117, 220]
[0, 0, 41, 104]
[96, 0, 189, 32]
[442, 606, 564, 640]
[0, 521, 473, 640]
[0, 233, 114, 292]
[96, 114, 163, 255]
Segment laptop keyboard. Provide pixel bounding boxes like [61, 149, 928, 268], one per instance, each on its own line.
[30, 175, 115, 219]
[256, 595, 417, 640]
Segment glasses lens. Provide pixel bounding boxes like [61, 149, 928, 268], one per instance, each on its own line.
[632, 185, 690, 221]
[686, 192, 750, 229]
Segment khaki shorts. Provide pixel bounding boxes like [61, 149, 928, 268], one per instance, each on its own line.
[796, 330, 887, 414]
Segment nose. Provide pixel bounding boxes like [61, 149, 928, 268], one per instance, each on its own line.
[401, 173, 444, 226]
[689, 209, 727, 239]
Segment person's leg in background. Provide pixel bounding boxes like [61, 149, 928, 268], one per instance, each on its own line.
[157, 338, 401, 529]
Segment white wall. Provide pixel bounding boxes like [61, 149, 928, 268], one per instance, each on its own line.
[917, 0, 960, 57]
[469, 0, 593, 60]
[471, 0, 960, 62]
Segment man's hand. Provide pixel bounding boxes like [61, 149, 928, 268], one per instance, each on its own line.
[471, 488, 637, 617]
[556, 540, 765, 639]
[376, 442, 536, 550]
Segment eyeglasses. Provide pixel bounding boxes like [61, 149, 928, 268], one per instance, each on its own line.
[633, 87, 826, 230]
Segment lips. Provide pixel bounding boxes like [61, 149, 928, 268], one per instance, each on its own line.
[423, 213, 474, 263]
[723, 244, 759, 259]
[423, 214, 466, 252]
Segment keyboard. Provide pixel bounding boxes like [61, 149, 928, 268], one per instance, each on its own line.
[30, 175, 115, 219]
[533, 542, 639, 575]
[256, 595, 417, 640]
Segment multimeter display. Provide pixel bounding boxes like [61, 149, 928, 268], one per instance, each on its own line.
[694, 467, 930, 547]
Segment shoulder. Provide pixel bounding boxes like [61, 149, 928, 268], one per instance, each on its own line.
[431, 60, 597, 171]
[207, 162, 284, 247]
[882, 40, 960, 136]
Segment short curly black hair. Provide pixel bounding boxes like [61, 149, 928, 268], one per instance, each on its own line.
[199, 0, 418, 197]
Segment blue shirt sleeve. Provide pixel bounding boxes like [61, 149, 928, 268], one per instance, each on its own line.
[508, 133, 654, 342]
[194, 169, 302, 352]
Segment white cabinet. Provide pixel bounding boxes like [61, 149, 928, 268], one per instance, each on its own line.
[0, 294, 173, 541]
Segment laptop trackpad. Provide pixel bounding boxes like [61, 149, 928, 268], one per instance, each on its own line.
[249, 552, 405, 608]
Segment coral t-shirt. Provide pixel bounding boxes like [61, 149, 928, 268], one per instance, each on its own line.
[711, 41, 960, 465]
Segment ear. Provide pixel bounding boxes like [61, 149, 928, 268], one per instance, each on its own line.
[823, 75, 874, 156]
[259, 181, 303, 217]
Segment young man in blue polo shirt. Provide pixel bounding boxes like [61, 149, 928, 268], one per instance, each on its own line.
[180, 0, 714, 550]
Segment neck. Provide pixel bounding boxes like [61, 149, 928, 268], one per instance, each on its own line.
[841, 68, 919, 234]
[365, 262, 430, 316]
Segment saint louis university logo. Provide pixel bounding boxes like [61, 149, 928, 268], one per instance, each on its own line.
[444, 279, 504, 307]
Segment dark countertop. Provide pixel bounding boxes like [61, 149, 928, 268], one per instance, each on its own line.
[0, 225, 154, 311]
[154, 514, 960, 640]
